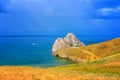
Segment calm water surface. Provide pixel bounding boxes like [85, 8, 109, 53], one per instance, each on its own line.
[0, 36, 115, 67]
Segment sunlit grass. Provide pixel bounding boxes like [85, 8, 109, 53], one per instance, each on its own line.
[55, 38, 120, 62]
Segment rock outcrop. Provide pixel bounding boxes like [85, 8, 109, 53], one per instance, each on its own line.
[52, 37, 120, 62]
[52, 33, 85, 53]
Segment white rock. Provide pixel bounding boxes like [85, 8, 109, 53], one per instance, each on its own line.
[52, 33, 85, 52]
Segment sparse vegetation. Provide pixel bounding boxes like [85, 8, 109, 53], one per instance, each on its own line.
[70, 43, 73, 47]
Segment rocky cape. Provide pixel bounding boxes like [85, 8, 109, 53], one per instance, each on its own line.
[52, 33, 85, 56]
[52, 33, 84, 53]
[52, 34, 120, 62]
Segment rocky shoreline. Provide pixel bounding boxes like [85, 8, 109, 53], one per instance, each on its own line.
[52, 33, 120, 62]
[52, 33, 85, 52]
[52, 33, 84, 56]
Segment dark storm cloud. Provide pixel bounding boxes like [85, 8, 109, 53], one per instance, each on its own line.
[0, 0, 120, 36]
[0, 0, 11, 14]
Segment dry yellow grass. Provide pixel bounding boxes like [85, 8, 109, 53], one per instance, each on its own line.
[0, 56, 120, 80]
[54, 38, 120, 62]
[0, 65, 120, 80]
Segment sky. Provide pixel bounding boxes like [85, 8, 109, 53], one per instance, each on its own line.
[0, 0, 120, 36]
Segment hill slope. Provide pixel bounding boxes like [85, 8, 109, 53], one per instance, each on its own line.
[54, 38, 120, 62]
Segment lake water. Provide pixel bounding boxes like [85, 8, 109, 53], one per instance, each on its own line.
[0, 36, 116, 67]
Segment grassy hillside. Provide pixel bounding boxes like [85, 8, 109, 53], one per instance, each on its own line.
[54, 38, 120, 62]
[0, 53, 119, 80]
[49, 52, 120, 79]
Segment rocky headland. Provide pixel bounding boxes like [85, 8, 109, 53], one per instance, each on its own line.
[52, 33, 85, 57]
[52, 33, 120, 62]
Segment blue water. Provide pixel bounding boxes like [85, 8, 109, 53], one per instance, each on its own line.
[0, 36, 116, 67]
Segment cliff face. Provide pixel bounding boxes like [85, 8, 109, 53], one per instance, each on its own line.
[52, 33, 85, 53]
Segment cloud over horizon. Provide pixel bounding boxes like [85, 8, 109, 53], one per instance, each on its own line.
[97, 6, 120, 19]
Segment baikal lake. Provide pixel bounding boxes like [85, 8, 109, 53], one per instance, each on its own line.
[0, 36, 117, 67]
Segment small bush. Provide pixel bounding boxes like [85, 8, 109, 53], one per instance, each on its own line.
[70, 43, 73, 47]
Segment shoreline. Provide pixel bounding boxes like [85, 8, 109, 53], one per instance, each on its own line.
[53, 38, 120, 62]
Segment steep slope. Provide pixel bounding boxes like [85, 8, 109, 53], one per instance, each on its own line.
[54, 38, 120, 62]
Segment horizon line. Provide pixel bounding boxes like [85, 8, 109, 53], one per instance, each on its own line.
[0, 35, 119, 37]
